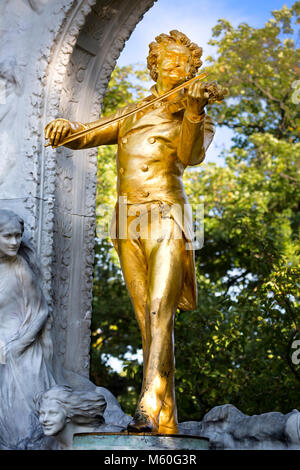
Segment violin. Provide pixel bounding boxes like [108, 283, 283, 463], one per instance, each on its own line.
[45, 71, 227, 149]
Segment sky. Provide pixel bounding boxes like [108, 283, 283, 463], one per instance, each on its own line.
[116, 0, 295, 165]
[118, 0, 294, 66]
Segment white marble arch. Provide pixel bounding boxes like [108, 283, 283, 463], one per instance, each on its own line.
[0, 0, 156, 377]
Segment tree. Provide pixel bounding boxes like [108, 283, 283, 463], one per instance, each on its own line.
[176, 2, 300, 418]
[205, 2, 299, 147]
[178, 134, 300, 418]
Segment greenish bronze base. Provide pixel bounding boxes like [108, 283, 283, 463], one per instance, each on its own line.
[72, 432, 209, 450]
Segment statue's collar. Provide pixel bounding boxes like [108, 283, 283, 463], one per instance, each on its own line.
[148, 85, 186, 114]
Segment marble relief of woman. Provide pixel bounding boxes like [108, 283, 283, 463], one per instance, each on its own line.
[0, 209, 57, 449]
[36, 385, 110, 449]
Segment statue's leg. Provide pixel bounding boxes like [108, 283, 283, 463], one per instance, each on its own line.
[158, 374, 178, 434]
[128, 218, 185, 433]
[117, 236, 149, 376]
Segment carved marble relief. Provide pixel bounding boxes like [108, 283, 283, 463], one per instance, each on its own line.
[26, 0, 49, 14]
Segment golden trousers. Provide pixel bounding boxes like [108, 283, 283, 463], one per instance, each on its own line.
[115, 203, 188, 432]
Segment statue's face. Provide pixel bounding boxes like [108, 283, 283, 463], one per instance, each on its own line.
[39, 399, 67, 436]
[156, 42, 191, 92]
[0, 222, 22, 258]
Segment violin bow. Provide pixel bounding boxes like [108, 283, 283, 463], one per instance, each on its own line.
[45, 71, 208, 149]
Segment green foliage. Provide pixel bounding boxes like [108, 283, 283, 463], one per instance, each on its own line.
[91, 3, 300, 419]
[177, 2, 300, 418]
[101, 65, 151, 116]
[205, 2, 300, 146]
[180, 133, 300, 418]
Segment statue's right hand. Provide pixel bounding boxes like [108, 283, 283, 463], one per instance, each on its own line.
[45, 118, 72, 147]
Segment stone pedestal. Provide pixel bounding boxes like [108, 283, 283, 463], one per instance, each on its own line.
[72, 432, 209, 450]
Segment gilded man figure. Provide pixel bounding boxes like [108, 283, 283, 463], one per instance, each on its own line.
[45, 30, 226, 434]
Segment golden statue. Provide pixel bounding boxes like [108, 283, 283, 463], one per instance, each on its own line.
[45, 30, 227, 435]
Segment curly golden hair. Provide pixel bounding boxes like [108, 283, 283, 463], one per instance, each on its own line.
[147, 30, 203, 82]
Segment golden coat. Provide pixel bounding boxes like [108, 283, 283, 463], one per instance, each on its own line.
[67, 88, 215, 310]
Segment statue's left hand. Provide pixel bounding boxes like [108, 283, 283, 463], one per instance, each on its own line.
[186, 80, 228, 116]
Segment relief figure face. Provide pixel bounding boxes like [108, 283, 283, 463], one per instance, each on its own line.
[156, 43, 191, 92]
[38, 399, 67, 436]
[0, 222, 22, 258]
